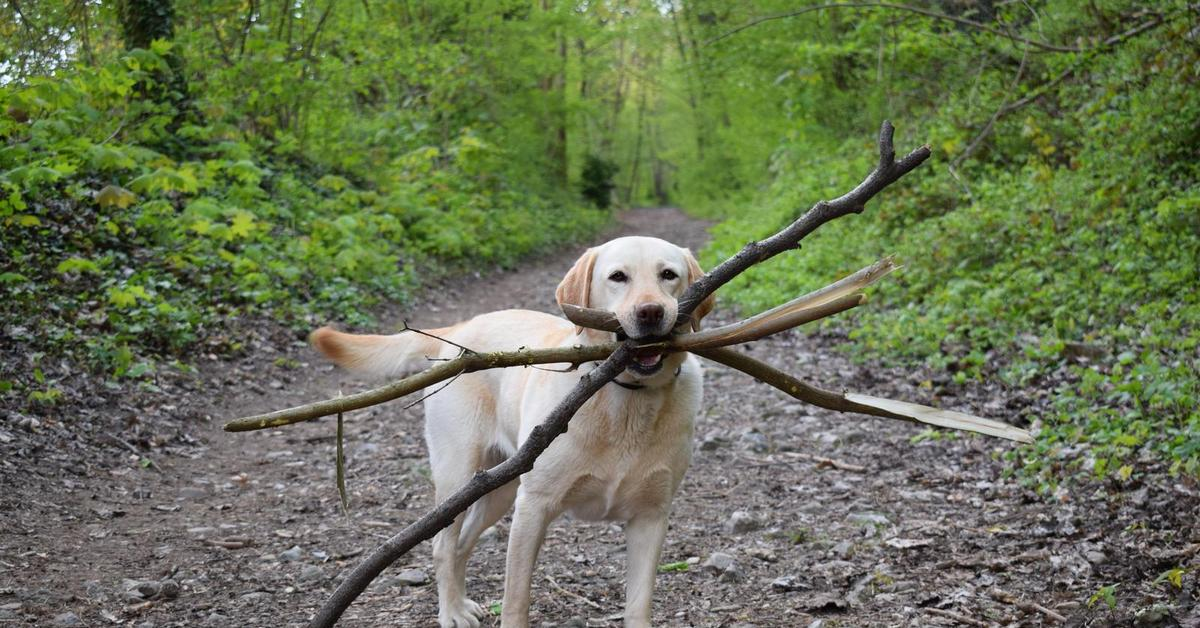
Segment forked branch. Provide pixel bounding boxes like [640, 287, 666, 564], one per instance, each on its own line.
[674, 122, 928, 326]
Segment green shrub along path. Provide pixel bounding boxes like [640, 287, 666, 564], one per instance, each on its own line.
[1, 2, 1198, 622]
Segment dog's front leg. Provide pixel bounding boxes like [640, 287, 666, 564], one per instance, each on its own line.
[501, 492, 556, 627]
[623, 512, 670, 627]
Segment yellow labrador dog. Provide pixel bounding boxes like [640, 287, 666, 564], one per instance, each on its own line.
[311, 236, 715, 627]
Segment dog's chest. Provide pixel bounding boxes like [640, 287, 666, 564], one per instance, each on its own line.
[556, 394, 694, 522]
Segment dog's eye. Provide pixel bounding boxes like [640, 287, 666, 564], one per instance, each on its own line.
[660, 269, 678, 281]
[608, 271, 628, 283]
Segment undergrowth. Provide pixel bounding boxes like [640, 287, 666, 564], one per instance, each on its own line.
[699, 8, 1200, 485]
[0, 45, 607, 409]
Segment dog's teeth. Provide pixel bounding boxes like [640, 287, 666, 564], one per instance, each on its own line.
[637, 354, 662, 366]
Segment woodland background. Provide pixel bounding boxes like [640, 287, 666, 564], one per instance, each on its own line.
[1, 0, 1198, 492]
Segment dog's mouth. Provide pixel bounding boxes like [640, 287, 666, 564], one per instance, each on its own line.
[616, 330, 666, 376]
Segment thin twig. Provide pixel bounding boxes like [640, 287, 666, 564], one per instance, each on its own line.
[988, 588, 1066, 624]
[402, 320, 477, 355]
[925, 607, 993, 627]
[695, 347, 1033, 443]
[949, 47, 1029, 196]
[545, 575, 603, 610]
[402, 368, 467, 410]
[784, 452, 868, 472]
[704, 1, 1165, 53]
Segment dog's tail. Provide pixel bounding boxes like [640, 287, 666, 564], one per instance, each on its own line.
[310, 326, 453, 378]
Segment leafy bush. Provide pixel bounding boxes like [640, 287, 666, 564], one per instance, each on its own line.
[0, 40, 606, 407]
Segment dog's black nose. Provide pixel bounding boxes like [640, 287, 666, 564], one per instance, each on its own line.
[635, 303, 665, 326]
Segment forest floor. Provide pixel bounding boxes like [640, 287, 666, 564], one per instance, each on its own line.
[2, 208, 1198, 628]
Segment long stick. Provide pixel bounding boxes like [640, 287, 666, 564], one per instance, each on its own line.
[224, 344, 616, 432]
[225, 290, 862, 433]
[695, 347, 1033, 443]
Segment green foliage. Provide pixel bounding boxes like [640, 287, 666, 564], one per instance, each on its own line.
[0, 4, 610, 410]
[688, 1, 1199, 480]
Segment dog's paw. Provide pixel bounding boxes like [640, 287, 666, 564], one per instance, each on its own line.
[438, 599, 486, 628]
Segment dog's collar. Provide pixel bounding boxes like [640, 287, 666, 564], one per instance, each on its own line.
[610, 365, 682, 391]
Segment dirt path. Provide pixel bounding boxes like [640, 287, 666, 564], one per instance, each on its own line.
[2, 208, 1197, 627]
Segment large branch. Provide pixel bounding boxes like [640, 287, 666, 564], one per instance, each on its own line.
[696, 347, 1033, 443]
[226, 257, 896, 433]
[307, 345, 635, 628]
[674, 121, 929, 327]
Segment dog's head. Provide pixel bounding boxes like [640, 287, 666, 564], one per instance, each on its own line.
[556, 236, 715, 378]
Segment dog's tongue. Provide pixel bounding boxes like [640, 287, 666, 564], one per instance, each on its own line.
[635, 352, 663, 367]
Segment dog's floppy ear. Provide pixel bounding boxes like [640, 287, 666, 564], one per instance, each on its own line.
[684, 249, 716, 331]
[556, 247, 598, 334]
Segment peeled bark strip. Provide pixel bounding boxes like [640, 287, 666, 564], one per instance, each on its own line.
[695, 347, 1033, 443]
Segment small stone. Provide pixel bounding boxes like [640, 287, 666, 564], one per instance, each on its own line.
[772, 575, 809, 592]
[394, 568, 428, 586]
[699, 429, 727, 451]
[725, 511, 765, 534]
[240, 591, 272, 603]
[298, 565, 323, 583]
[157, 579, 180, 600]
[204, 612, 229, 627]
[1133, 604, 1172, 627]
[52, 612, 81, 626]
[802, 592, 848, 613]
[739, 428, 769, 453]
[702, 552, 736, 574]
[279, 545, 303, 562]
[746, 547, 778, 563]
[831, 540, 854, 559]
[178, 487, 207, 500]
[718, 564, 742, 583]
[18, 416, 40, 432]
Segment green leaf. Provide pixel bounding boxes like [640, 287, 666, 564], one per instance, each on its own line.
[657, 561, 689, 573]
[96, 184, 138, 209]
[228, 210, 257, 239]
[56, 257, 101, 275]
